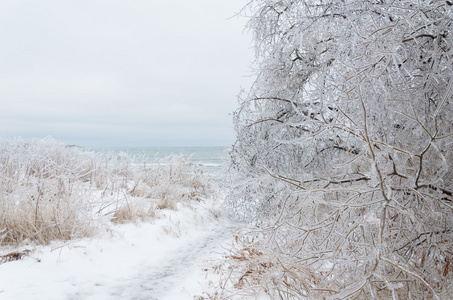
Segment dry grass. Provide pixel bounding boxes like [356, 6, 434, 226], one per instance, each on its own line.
[0, 194, 92, 245]
[0, 249, 31, 264]
[111, 198, 156, 224]
[161, 221, 181, 238]
[156, 196, 177, 210]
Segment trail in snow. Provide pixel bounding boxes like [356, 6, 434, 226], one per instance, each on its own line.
[0, 200, 237, 300]
[109, 224, 235, 300]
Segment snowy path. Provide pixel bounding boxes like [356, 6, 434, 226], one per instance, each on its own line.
[0, 201, 236, 300]
[108, 224, 234, 300]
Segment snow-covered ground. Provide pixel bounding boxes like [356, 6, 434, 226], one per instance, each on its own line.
[0, 199, 236, 300]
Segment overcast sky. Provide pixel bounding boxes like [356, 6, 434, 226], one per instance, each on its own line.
[0, 0, 254, 147]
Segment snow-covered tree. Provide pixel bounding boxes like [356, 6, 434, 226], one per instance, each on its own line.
[229, 1, 453, 298]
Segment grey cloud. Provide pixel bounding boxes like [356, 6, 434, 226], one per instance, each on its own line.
[0, 0, 253, 147]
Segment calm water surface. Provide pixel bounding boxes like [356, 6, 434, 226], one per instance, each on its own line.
[89, 147, 229, 175]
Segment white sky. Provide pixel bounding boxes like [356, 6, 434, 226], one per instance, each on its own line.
[0, 0, 254, 147]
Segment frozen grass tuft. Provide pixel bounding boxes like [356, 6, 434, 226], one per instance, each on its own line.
[111, 198, 156, 224]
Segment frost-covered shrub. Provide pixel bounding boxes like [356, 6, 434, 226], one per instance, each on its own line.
[229, 1, 453, 299]
[101, 154, 210, 223]
[130, 155, 208, 203]
[0, 138, 211, 245]
[0, 138, 95, 245]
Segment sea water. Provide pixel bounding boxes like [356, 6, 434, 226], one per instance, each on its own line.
[89, 147, 230, 175]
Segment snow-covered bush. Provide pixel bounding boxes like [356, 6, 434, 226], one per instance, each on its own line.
[130, 155, 207, 202]
[0, 138, 211, 245]
[228, 1, 453, 298]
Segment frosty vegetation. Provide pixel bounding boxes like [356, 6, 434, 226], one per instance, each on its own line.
[0, 137, 209, 246]
[224, 1, 453, 299]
